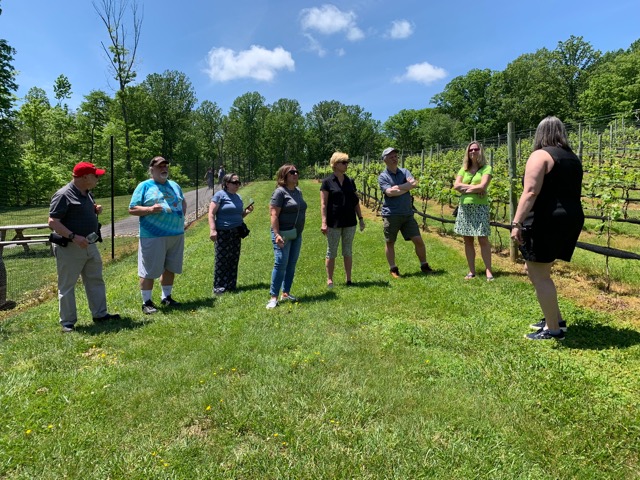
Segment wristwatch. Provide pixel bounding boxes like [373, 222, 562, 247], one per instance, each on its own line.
[511, 222, 522, 229]
[68, 232, 75, 240]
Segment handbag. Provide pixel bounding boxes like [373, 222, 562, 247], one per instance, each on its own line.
[452, 206, 459, 217]
[238, 222, 250, 239]
[280, 228, 297, 240]
[277, 186, 300, 242]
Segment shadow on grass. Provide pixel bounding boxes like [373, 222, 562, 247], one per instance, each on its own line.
[401, 270, 446, 279]
[341, 280, 390, 288]
[166, 297, 216, 310]
[298, 290, 338, 303]
[234, 282, 271, 293]
[75, 316, 149, 335]
[563, 322, 640, 350]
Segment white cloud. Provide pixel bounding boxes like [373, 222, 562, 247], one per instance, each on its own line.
[204, 45, 294, 82]
[336, 48, 346, 57]
[304, 34, 327, 57]
[300, 4, 364, 41]
[387, 20, 414, 39]
[394, 62, 447, 85]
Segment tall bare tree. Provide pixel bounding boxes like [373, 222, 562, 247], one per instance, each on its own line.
[93, 0, 142, 174]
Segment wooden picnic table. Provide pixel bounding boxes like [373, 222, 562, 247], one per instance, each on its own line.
[0, 223, 51, 254]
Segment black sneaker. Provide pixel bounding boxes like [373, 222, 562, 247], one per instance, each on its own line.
[142, 300, 158, 315]
[160, 295, 181, 307]
[530, 318, 567, 332]
[420, 262, 433, 273]
[61, 324, 75, 333]
[93, 313, 121, 323]
[525, 329, 565, 341]
[390, 266, 400, 278]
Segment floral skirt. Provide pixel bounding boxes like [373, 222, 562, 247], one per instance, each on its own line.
[454, 204, 490, 237]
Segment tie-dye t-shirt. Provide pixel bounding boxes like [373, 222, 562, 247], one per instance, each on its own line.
[129, 179, 185, 238]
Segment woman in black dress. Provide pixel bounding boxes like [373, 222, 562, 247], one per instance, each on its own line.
[511, 116, 584, 340]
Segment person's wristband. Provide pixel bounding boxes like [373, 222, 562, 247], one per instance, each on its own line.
[511, 222, 522, 229]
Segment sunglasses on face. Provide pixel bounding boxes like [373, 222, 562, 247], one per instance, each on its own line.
[288, 170, 299, 175]
[338, 160, 349, 165]
[228, 180, 241, 185]
[469, 148, 480, 152]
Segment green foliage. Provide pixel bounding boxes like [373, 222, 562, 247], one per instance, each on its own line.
[0, 180, 638, 479]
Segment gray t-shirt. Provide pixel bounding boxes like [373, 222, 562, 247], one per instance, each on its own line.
[378, 167, 415, 217]
[49, 182, 99, 236]
[270, 187, 307, 233]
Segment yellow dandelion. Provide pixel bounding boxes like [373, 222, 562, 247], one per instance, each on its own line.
[273, 433, 279, 437]
[25, 429, 32, 435]
[231, 368, 236, 372]
[47, 425, 53, 429]
[205, 405, 211, 411]
[163, 462, 169, 467]
[151, 452, 157, 456]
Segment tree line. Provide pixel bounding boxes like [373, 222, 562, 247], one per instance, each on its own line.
[1, 0, 638, 207]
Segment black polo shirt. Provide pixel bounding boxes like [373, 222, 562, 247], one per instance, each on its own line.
[320, 174, 359, 228]
[49, 182, 99, 236]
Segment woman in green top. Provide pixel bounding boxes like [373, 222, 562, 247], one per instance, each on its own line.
[453, 142, 494, 281]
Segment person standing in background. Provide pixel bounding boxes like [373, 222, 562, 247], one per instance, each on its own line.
[48, 162, 120, 332]
[320, 151, 365, 287]
[129, 156, 186, 314]
[208, 173, 253, 295]
[453, 142, 494, 281]
[266, 164, 307, 309]
[378, 147, 432, 278]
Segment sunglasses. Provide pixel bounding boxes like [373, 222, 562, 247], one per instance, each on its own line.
[337, 160, 349, 165]
[469, 148, 480, 152]
[228, 180, 241, 185]
[288, 170, 299, 175]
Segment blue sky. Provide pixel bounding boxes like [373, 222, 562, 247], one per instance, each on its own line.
[2, 0, 638, 122]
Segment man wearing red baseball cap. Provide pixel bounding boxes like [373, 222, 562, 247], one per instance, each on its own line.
[48, 162, 120, 332]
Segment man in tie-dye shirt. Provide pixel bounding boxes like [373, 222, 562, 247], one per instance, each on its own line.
[129, 156, 187, 314]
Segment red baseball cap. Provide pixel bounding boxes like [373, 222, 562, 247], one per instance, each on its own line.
[73, 162, 106, 177]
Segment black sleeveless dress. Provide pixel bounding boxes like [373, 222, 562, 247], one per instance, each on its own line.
[519, 146, 584, 263]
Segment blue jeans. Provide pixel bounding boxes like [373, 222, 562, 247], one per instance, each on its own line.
[269, 230, 303, 297]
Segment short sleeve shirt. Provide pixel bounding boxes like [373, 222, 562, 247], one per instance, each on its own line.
[457, 164, 492, 205]
[49, 182, 99, 236]
[212, 189, 243, 230]
[129, 179, 185, 238]
[270, 187, 307, 233]
[320, 174, 359, 228]
[378, 167, 415, 216]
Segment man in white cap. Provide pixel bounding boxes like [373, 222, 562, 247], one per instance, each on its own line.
[48, 162, 120, 332]
[129, 156, 186, 314]
[378, 147, 432, 278]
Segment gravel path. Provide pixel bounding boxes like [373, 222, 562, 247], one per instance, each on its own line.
[101, 185, 217, 238]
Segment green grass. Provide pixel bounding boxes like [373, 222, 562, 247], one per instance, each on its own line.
[0, 180, 639, 479]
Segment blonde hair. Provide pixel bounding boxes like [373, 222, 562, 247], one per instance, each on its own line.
[329, 151, 349, 169]
[462, 142, 486, 171]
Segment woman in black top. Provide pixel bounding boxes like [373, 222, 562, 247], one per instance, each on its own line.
[511, 116, 584, 341]
[320, 152, 365, 287]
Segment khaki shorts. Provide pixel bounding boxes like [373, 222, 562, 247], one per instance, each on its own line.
[138, 235, 184, 278]
[383, 215, 420, 242]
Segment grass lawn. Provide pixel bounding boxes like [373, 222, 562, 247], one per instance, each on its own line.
[1, 180, 638, 479]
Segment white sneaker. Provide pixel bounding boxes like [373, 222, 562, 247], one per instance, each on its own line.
[266, 298, 278, 309]
[280, 294, 298, 302]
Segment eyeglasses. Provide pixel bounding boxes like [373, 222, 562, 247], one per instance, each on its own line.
[469, 148, 480, 152]
[228, 180, 241, 185]
[288, 170, 299, 175]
